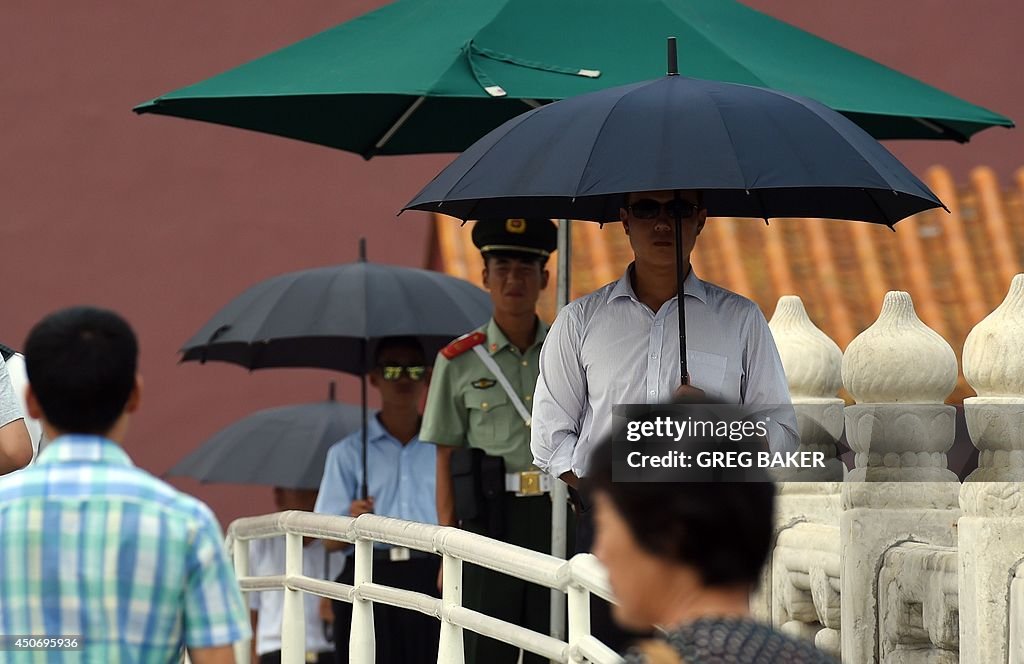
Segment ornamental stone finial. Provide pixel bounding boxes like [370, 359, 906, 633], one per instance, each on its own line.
[963, 273, 1024, 397]
[842, 291, 957, 404]
[769, 296, 843, 399]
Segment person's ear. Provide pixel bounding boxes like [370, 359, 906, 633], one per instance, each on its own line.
[25, 385, 43, 420]
[124, 374, 143, 414]
[481, 265, 490, 289]
[696, 209, 707, 236]
[620, 207, 630, 234]
[540, 268, 550, 290]
[369, 371, 381, 389]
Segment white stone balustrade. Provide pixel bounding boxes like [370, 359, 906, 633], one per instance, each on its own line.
[877, 542, 959, 662]
[958, 273, 1024, 664]
[762, 282, 1024, 663]
[764, 296, 845, 657]
[838, 291, 961, 663]
[769, 295, 846, 482]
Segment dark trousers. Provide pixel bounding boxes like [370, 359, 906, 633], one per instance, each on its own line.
[572, 487, 653, 653]
[259, 652, 333, 664]
[461, 494, 573, 664]
[331, 556, 440, 664]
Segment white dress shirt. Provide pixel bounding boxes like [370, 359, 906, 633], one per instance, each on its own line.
[531, 265, 798, 478]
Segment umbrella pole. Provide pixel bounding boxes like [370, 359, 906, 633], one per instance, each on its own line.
[361, 340, 369, 500]
[549, 219, 571, 643]
[675, 192, 689, 385]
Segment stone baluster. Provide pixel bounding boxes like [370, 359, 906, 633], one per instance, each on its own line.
[839, 291, 961, 663]
[756, 296, 844, 656]
[768, 295, 846, 482]
[958, 274, 1024, 663]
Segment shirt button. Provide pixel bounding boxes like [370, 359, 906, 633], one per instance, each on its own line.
[650, 390, 656, 396]
[650, 354, 657, 359]
[521, 360, 528, 367]
[481, 402, 488, 409]
[525, 395, 532, 401]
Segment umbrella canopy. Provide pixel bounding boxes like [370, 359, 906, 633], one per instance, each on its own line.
[134, 0, 1011, 156]
[404, 73, 946, 224]
[167, 395, 363, 489]
[404, 54, 949, 383]
[182, 259, 493, 375]
[0, 343, 15, 361]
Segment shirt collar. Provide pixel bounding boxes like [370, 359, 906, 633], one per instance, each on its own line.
[368, 412, 421, 446]
[609, 262, 708, 305]
[35, 434, 134, 467]
[485, 317, 549, 355]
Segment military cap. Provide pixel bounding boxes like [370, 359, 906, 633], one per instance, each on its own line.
[471, 218, 558, 259]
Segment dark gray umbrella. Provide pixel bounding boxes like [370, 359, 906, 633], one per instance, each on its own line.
[0, 343, 15, 361]
[181, 242, 493, 496]
[167, 385, 363, 490]
[405, 41, 947, 383]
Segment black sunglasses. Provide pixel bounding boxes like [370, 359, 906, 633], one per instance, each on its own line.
[627, 198, 700, 220]
[378, 364, 427, 381]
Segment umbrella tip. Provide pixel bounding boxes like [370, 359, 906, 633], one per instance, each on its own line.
[329, 381, 336, 401]
[359, 237, 367, 261]
[667, 37, 679, 76]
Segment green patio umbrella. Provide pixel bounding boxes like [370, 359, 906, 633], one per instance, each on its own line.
[134, 0, 1012, 157]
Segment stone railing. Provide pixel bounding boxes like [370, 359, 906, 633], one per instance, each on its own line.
[765, 274, 1024, 663]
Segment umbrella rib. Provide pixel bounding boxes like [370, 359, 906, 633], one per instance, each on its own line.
[368, 96, 427, 155]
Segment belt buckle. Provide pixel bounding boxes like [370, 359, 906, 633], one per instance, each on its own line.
[518, 471, 543, 497]
[389, 546, 411, 562]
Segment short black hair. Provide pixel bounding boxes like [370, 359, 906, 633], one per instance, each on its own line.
[24, 306, 138, 435]
[372, 336, 425, 365]
[585, 431, 774, 587]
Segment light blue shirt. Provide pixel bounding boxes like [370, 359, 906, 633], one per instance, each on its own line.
[0, 435, 250, 662]
[531, 266, 799, 478]
[315, 413, 437, 554]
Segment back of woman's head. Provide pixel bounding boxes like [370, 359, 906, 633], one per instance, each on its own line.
[586, 429, 775, 588]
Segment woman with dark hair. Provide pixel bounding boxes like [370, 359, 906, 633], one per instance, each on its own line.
[585, 428, 836, 663]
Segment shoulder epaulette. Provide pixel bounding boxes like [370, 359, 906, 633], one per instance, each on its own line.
[441, 331, 486, 360]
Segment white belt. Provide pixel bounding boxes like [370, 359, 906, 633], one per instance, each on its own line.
[505, 470, 552, 496]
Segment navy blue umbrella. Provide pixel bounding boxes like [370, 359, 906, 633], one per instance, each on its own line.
[167, 385, 363, 490]
[405, 40, 945, 382]
[181, 240, 493, 497]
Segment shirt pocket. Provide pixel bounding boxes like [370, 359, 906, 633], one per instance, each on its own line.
[687, 350, 728, 398]
[464, 387, 511, 444]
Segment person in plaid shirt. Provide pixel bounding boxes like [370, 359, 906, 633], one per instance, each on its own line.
[0, 307, 250, 663]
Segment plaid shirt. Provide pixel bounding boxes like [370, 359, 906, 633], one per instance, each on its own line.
[0, 435, 250, 662]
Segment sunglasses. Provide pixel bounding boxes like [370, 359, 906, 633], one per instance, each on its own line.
[378, 364, 427, 381]
[627, 199, 700, 220]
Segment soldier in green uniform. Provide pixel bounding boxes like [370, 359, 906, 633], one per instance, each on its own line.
[420, 218, 562, 664]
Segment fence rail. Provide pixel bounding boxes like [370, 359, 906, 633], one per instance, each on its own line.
[226, 510, 621, 664]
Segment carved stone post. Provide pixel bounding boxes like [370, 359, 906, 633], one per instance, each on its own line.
[759, 296, 844, 656]
[839, 291, 960, 663]
[959, 274, 1024, 663]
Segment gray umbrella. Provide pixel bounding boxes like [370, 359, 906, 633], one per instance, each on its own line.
[167, 385, 363, 490]
[1, 343, 16, 361]
[181, 241, 493, 497]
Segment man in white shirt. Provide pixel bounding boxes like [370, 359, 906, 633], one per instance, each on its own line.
[530, 189, 798, 651]
[249, 487, 343, 664]
[531, 189, 798, 488]
[0, 352, 33, 474]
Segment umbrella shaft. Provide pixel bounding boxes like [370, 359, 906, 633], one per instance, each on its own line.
[675, 217, 688, 384]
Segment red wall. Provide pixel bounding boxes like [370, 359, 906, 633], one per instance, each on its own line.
[2, 1, 1019, 526]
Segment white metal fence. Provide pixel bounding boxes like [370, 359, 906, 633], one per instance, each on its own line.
[226, 510, 622, 664]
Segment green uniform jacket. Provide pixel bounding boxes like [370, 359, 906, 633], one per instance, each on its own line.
[420, 317, 547, 472]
